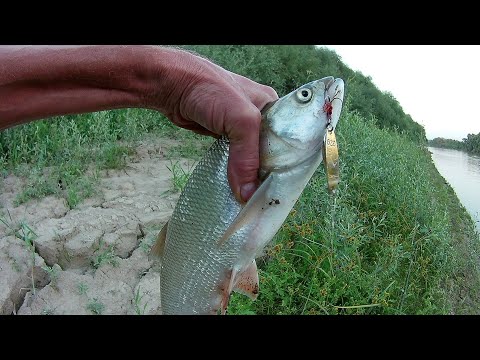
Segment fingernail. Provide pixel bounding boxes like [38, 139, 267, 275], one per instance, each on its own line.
[240, 182, 257, 202]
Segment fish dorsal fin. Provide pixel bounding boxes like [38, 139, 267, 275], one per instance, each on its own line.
[148, 221, 169, 260]
[233, 260, 259, 300]
[217, 174, 274, 246]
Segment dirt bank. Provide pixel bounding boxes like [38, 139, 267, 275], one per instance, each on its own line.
[0, 139, 191, 315]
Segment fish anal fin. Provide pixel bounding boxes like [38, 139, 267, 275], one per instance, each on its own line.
[219, 268, 238, 315]
[148, 221, 168, 260]
[233, 260, 259, 301]
[217, 174, 274, 247]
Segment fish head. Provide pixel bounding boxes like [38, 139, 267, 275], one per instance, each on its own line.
[260, 77, 344, 171]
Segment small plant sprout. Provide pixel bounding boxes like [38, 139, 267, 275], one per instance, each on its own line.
[166, 160, 194, 193]
[87, 298, 105, 315]
[77, 282, 89, 296]
[1, 212, 39, 295]
[91, 240, 118, 269]
[133, 286, 148, 315]
[42, 264, 61, 289]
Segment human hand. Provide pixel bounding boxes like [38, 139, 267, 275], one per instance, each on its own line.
[151, 48, 279, 203]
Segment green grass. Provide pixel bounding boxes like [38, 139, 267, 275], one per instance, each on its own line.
[86, 298, 105, 315]
[139, 227, 160, 254]
[13, 161, 98, 209]
[133, 286, 148, 315]
[78, 282, 106, 315]
[0, 214, 39, 295]
[165, 139, 213, 160]
[0, 109, 173, 208]
[91, 240, 119, 269]
[226, 110, 480, 315]
[0, 108, 213, 208]
[166, 160, 195, 193]
[11, 258, 21, 273]
[77, 282, 89, 296]
[42, 308, 55, 315]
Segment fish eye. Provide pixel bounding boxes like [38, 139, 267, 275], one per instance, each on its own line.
[296, 88, 312, 103]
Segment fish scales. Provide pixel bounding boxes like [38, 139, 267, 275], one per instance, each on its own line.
[161, 138, 245, 314]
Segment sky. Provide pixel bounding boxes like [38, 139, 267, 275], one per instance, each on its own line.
[320, 45, 480, 141]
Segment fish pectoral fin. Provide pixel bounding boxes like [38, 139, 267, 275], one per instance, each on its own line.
[233, 260, 259, 301]
[148, 221, 168, 260]
[217, 174, 274, 246]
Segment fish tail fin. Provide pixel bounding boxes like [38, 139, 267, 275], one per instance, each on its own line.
[148, 221, 169, 261]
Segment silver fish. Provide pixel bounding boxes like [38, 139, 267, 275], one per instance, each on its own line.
[151, 76, 345, 314]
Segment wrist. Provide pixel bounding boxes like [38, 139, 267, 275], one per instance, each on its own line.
[141, 46, 208, 113]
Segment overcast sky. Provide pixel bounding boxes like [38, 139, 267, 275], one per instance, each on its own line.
[321, 45, 480, 141]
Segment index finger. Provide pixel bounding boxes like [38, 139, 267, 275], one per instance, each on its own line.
[228, 72, 279, 109]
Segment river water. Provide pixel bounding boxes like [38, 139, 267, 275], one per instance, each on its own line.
[429, 147, 480, 230]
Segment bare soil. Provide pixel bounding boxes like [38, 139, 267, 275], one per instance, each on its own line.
[0, 139, 192, 315]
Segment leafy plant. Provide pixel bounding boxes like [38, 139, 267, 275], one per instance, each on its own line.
[91, 240, 118, 269]
[1, 213, 38, 295]
[87, 298, 105, 315]
[77, 282, 89, 296]
[133, 287, 148, 315]
[166, 160, 194, 193]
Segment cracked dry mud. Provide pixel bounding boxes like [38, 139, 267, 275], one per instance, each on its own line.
[0, 139, 192, 315]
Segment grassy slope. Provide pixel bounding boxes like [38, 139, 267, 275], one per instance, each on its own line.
[227, 110, 480, 315]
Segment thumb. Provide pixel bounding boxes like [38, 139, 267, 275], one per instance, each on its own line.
[226, 105, 262, 203]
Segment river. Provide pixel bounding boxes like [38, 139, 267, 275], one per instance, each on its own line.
[429, 147, 480, 231]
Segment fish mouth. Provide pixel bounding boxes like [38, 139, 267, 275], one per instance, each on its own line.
[324, 78, 345, 130]
[318, 76, 335, 90]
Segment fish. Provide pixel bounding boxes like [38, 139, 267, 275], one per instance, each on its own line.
[150, 76, 345, 314]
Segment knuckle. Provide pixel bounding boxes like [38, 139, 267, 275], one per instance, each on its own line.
[228, 156, 259, 182]
[227, 105, 261, 137]
[261, 85, 279, 100]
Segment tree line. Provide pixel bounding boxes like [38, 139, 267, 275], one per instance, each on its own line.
[183, 45, 427, 144]
[429, 133, 480, 155]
